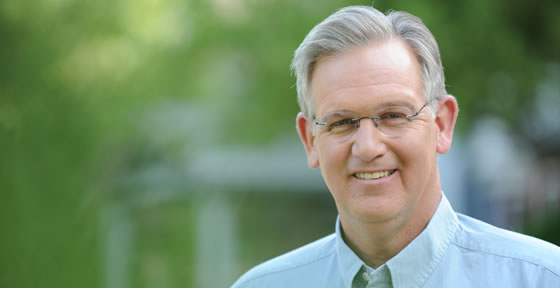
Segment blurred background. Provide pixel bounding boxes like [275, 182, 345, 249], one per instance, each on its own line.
[1, 0, 559, 287]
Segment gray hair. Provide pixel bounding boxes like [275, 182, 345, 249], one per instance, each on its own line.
[291, 6, 447, 118]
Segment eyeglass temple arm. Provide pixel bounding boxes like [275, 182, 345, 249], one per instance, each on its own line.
[405, 103, 429, 119]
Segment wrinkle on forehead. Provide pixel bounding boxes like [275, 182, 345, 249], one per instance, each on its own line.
[310, 39, 423, 117]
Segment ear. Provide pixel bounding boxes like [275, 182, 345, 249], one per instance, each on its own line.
[434, 95, 459, 154]
[296, 112, 320, 168]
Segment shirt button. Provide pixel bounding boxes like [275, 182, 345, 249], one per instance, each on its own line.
[361, 271, 370, 282]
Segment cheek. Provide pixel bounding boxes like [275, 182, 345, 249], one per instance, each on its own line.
[320, 139, 350, 161]
[396, 129, 437, 180]
[317, 140, 351, 181]
[404, 123, 437, 152]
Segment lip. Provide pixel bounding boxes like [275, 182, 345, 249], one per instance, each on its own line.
[351, 169, 398, 182]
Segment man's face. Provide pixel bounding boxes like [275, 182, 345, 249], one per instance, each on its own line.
[297, 39, 456, 224]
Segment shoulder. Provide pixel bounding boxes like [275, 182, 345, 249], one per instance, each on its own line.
[232, 233, 337, 288]
[453, 213, 560, 275]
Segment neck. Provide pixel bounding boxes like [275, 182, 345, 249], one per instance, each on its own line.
[340, 188, 441, 268]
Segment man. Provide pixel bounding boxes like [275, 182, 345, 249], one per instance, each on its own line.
[233, 6, 560, 288]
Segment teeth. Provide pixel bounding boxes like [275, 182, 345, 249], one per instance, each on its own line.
[354, 170, 395, 180]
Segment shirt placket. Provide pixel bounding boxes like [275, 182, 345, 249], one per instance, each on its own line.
[353, 265, 393, 288]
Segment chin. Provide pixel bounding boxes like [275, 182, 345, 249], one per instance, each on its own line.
[346, 198, 403, 223]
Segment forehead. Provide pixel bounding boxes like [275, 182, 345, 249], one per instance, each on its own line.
[310, 39, 423, 116]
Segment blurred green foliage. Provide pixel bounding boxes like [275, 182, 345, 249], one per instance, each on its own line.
[1, 0, 559, 287]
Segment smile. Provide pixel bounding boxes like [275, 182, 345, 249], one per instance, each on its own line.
[354, 169, 397, 180]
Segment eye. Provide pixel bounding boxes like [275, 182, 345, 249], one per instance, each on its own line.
[377, 112, 409, 129]
[331, 118, 354, 127]
[327, 118, 357, 133]
[380, 112, 406, 119]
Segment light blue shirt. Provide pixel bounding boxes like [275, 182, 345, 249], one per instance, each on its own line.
[232, 194, 560, 287]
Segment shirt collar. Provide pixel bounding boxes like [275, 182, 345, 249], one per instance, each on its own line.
[335, 192, 459, 288]
[335, 215, 365, 288]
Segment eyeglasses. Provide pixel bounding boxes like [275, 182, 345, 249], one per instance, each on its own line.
[313, 102, 430, 139]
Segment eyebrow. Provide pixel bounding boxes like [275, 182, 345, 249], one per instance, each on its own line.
[376, 100, 417, 110]
[319, 100, 418, 121]
[319, 110, 358, 122]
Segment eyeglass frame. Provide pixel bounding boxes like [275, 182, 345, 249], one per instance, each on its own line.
[312, 101, 432, 136]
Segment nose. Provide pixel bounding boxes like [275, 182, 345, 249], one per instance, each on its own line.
[351, 118, 386, 162]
